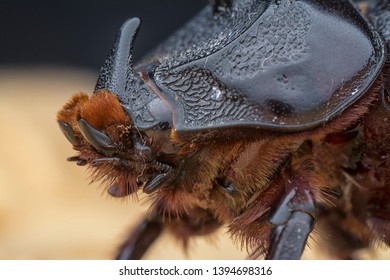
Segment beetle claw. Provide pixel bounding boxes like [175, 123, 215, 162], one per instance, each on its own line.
[67, 155, 79, 162]
[108, 183, 135, 197]
[67, 156, 88, 166]
[143, 169, 174, 194]
[77, 118, 115, 155]
[58, 120, 78, 145]
[76, 159, 88, 166]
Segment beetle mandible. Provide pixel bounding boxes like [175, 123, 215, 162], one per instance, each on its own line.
[57, 0, 390, 259]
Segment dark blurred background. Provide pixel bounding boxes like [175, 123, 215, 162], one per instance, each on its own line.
[0, 0, 207, 69]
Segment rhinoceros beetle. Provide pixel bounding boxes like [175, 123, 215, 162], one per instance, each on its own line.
[57, 0, 390, 259]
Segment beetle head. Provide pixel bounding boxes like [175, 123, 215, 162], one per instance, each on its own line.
[57, 18, 176, 197]
[57, 90, 144, 197]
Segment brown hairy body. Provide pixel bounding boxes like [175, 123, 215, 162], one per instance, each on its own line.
[57, 74, 389, 258]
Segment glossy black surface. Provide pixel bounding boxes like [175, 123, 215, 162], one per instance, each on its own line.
[95, 0, 385, 133]
[94, 18, 141, 97]
[150, 0, 385, 132]
[77, 118, 115, 155]
[58, 120, 78, 146]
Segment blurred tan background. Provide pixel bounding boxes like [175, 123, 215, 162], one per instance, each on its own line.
[1, 67, 390, 260]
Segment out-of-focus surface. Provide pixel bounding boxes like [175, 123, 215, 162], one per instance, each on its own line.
[0, 0, 207, 69]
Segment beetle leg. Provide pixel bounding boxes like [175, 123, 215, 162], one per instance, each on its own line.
[115, 217, 163, 260]
[91, 157, 132, 168]
[143, 165, 174, 194]
[266, 172, 317, 260]
[316, 206, 368, 259]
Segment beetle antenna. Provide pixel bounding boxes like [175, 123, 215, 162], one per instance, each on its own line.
[94, 17, 141, 97]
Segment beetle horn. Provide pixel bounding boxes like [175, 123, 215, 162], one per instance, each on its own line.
[94, 17, 141, 96]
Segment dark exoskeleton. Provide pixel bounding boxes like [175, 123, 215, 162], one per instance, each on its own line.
[57, 0, 390, 259]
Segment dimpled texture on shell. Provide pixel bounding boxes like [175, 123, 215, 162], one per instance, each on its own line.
[368, 0, 390, 45]
[147, 0, 385, 132]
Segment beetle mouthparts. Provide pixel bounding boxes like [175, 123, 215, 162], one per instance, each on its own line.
[94, 17, 141, 98]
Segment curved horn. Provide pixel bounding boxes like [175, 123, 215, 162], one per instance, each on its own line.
[94, 17, 141, 97]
